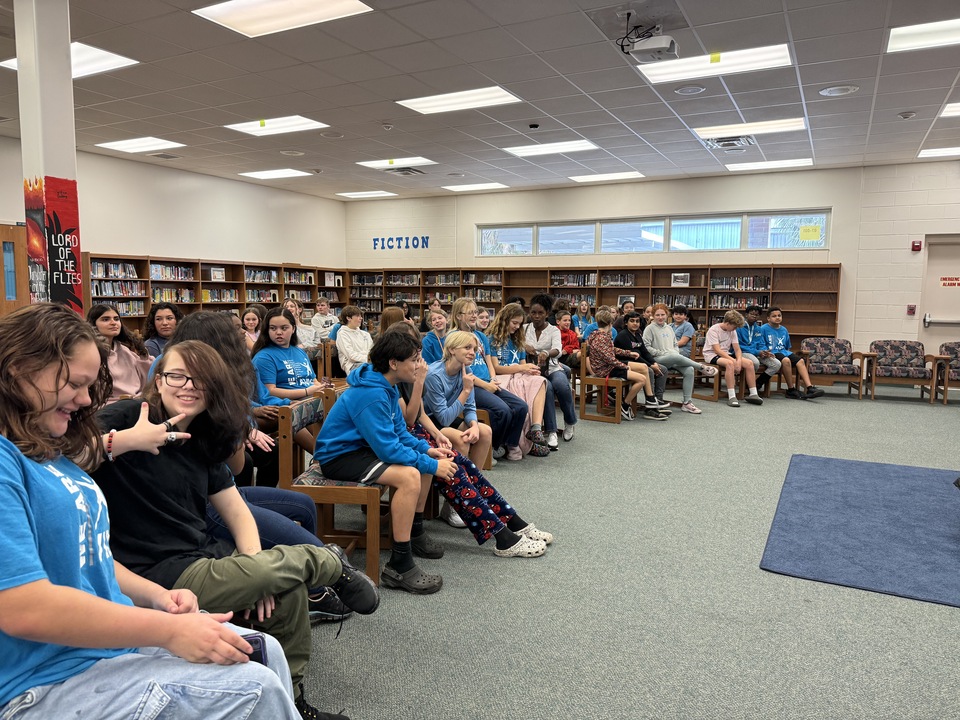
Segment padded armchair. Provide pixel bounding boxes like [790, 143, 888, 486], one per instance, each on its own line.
[800, 337, 869, 399]
[866, 340, 944, 404]
[929, 342, 959, 403]
[277, 389, 390, 582]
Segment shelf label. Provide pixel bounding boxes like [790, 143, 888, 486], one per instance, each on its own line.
[372, 236, 429, 251]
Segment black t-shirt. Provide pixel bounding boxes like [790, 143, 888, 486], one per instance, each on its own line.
[93, 399, 236, 588]
[614, 328, 657, 365]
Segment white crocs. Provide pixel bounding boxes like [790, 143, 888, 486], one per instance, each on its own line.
[493, 535, 547, 558]
[517, 523, 554, 545]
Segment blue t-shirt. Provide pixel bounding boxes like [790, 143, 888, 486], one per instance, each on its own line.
[0, 436, 134, 706]
[582, 323, 616, 341]
[470, 331, 493, 382]
[672, 320, 695, 358]
[421, 332, 444, 365]
[760, 324, 792, 353]
[327, 323, 341, 341]
[252, 345, 317, 390]
[571, 314, 592, 332]
[492, 336, 525, 367]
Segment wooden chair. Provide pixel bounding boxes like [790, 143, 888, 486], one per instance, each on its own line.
[578, 342, 626, 423]
[866, 340, 944, 403]
[799, 337, 870, 399]
[276, 390, 390, 582]
[928, 341, 958, 403]
[691, 335, 721, 402]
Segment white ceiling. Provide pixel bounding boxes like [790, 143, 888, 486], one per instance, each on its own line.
[0, 0, 958, 200]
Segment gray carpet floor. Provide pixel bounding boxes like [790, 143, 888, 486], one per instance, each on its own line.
[305, 385, 960, 720]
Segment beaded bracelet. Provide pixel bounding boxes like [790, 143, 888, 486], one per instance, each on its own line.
[105, 429, 117, 462]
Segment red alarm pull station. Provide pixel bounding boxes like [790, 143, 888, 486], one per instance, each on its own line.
[911, 240, 922, 251]
[907, 305, 916, 316]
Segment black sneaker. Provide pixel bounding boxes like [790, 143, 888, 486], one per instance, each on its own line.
[805, 385, 825, 399]
[620, 404, 634, 421]
[411, 532, 444, 559]
[308, 588, 353, 625]
[296, 683, 349, 720]
[785, 387, 803, 400]
[642, 408, 669, 421]
[326, 544, 380, 615]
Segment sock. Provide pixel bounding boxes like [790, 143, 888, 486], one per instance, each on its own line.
[411, 512, 424, 538]
[531, 423, 542, 432]
[728, 388, 737, 399]
[506, 515, 527, 532]
[494, 527, 523, 550]
[388, 541, 415, 573]
[749, 387, 759, 396]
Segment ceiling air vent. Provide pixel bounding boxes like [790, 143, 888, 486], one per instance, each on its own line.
[701, 135, 756, 151]
[147, 152, 181, 160]
[380, 166, 426, 176]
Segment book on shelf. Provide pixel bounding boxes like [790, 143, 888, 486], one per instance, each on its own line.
[353, 274, 383, 286]
[150, 264, 195, 281]
[652, 293, 703, 308]
[385, 273, 420, 286]
[708, 295, 770, 310]
[208, 267, 226, 282]
[462, 272, 501, 285]
[470, 289, 502, 302]
[709, 275, 770, 291]
[426, 273, 460, 286]
[244, 269, 279, 283]
[554, 292, 596, 305]
[91, 280, 146, 297]
[114, 300, 145, 316]
[551, 272, 596, 287]
[91, 261, 140, 279]
[318, 290, 340, 303]
[153, 287, 196, 303]
[284, 270, 315, 285]
[246, 289, 280, 304]
[201, 288, 240, 303]
[600, 273, 635, 287]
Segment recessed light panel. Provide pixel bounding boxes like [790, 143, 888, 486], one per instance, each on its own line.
[442, 183, 509, 192]
[396, 86, 521, 114]
[918, 147, 960, 158]
[194, 0, 373, 38]
[887, 18, 960, 53]
[726, 159, 813, 172]
[356, 157, 436, 169]
[239, 169, 312, 179]
[96, 137, 186, 153]
[226, 115, 329, 136]
[1, 42, 138, 79]
[694, 118, 806, 139]
[569, 172, 645, 183]
[638, 44, 792, 84]
[940, 102, 960, 118]
[503, 140, 598, 157]
[337, 191, 399, 198]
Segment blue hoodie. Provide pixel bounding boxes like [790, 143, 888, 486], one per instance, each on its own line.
[736, 321, 767, 356]
[313, 363, 438, 476]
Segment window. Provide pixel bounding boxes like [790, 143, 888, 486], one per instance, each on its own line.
[668, 217, 742, 251]
[479, 226, 533, 256]
[747, 213, 828, 249]
[538, 223, 596, 255]
[3, 242, 16, 301]
[600, 220, 665, 253]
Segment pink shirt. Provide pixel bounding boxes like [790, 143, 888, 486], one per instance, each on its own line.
[703, 324, 738, 363]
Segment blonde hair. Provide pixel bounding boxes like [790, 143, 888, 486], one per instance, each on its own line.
[595, 308, 614, 327]
[723, 310, 745, 327]
[450, 297, 478, 332]
[441, 330, 478, 362]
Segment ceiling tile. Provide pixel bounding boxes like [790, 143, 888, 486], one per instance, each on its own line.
[505, 12, 608, 52]
[387, 0, 497, 41]
[506, 76, 581, 102]
[472, 55, 557, 84]
[434, 28, 530, 64]
[567, 67, 648, 94]
[694, 14, 790, 53]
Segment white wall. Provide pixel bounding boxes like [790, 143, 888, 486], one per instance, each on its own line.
[0, 135, 346, 266]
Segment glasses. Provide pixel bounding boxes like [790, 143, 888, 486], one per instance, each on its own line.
[160, 372, 201, 389]
[461, 310, 478, 316]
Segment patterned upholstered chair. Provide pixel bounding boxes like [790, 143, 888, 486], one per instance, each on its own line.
[277, 389, 390, 582]
[931, 341, 959, 403]
[799, 337, 870, 399]
[867, 340, 945, 404]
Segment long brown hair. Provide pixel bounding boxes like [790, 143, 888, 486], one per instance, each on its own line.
[488, 303, 525, 350]
[0, 303, 112, 469]
[143, 340, 249, 462]
[87, 302, 149, 357]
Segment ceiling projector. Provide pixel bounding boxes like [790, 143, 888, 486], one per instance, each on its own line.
[629, 35, 678, 63]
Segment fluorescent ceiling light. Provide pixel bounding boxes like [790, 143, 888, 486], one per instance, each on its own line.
[940, 102, 960, 118]
[569, 171, 645, 183]
[503, 140, 598, 157]
[225, 115, 329, 136]
[442, 183, 509, 192]
[918, 147, 960, 158]
[638, 44, 792, 84]
[337, 191, 398, 198]
[694, 118, 806, 139]
[194, 0, 373, 38]
[0, 42, 138, 79]
[239, 169, 312, 179]
[887, 18, 960, 53]
[356, 157, 436, 169]
[397, 86, 521, 114]
[726, 158, 813, 172]
[96, 137, 186, 153]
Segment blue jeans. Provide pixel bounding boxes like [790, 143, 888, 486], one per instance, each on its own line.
[547, 369, 577, 427]
[474, 386, 527, 448]
[206, 486, 322, 549]
[0, 625, 299, 720]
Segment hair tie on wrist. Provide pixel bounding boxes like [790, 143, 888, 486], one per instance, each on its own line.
[105, 430, 117, 462]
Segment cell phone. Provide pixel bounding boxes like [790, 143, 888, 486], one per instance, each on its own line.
[242, 632, 268, 665]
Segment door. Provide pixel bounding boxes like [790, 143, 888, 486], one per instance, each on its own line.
[920, 236, 960, 354]
[0, 224, 29, 317]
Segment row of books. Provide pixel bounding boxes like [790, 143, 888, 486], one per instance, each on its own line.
[462, 273, 501, 285]
[355, 300, 383, 312]
[245, 270, 280, 283]
[471, 289, 502, 302]
[551, 273, 597, 287]
[284, 271, 315, 285]
[153, 288, 195, 303]
[385, 274, 420, 286]
[246, 289, 280, 303]
[318, 291, 341, 302]
[708, 295, 770, 309]
[287, 289, 312, 302]
[201, 289, 240, 303]
[709, 275, 770, 291]
[353, 274, 383, 286]
[91, 261, 140, 280]
[600, 273, 635, 287]
[652, 294, 704, 308]
[387, 292, 420, 303]
[425, 274, 460, 286]
[554, 292, 596, 305]
[91, 280, 147, 297]
[150, 265, 195, 281]
[114, 300, 146, 316]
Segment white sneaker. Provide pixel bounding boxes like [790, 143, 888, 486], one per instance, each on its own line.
[563, 425, 575, 441]
[681, 401, 702, 414]
[440, 501, 467, 528]
[546, 431, 559, 450]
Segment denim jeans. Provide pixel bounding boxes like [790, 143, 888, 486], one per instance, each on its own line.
[0, 625, 299, 720]
[206, 486, 322, 549]
[546, 369, 577, 427]
[474, 386, 527, 448]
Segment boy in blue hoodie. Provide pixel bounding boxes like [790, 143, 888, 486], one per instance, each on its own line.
[314, 331, 457, 595]
[737, 305, 781, 394]
[760, 307, 825, 399]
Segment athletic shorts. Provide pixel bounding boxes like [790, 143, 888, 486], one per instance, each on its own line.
[774, 352, 803, 365]
[608, 367, 628, 380]
[319, 447, 387, 485]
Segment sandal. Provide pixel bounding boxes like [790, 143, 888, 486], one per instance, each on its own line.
[700, 364, 718, 377]
[493, 535, 547, 558]
[380, 564, 443, 594]
[517, 523, 554, 545]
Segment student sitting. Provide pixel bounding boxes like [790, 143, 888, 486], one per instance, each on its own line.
[87, 303, 153, 403]
[571, 300, 593, 337]
[612, 299, 635, 333]
[642, 303, 718, 414]
[419, 296, 443, 333]
[614, 311, 671, 414]
[487, 304, 552, 458]
[142, 301, 183, 357]
[671, 305, 697, 358]
[311, 298, 339, 340]
[737, 305, 782, 394]
[525, 294, 578, 445]
[335, 305, 373, 375]
[242, 307, 262, 352]
[557, 310, 582, 373]
[760, 307, 825, 399]
[252, 308, 325, 402]
[703, 310, 762, 407]
[282, 297, 319, 358]
[586, 308, 666, 421]
[581, 305, 618, 342]
[420, 308, 448, 364]
[315, 332, 455, 594]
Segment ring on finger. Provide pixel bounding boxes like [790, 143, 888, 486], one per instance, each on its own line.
[163, 420, 174, 432]
[165, 432, 177, 445]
